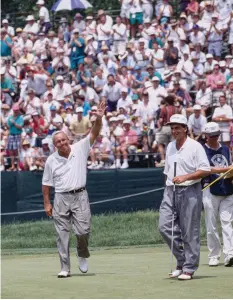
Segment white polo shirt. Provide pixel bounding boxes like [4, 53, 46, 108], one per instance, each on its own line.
[164, 137, 210, 186]
[42, 136, 90, 192]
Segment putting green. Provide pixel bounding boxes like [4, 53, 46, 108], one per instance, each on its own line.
[1, 247, 232, 299]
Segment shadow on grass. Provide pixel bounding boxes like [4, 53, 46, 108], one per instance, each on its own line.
[164, 275, 217, 281]
[202, 263, 225, 267]
[71, 272, 116, 276]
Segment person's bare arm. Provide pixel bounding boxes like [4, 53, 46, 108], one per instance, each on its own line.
[173, 169, 210, 184]
[42, 185, 52, 217]
[90, 101, 106, 145]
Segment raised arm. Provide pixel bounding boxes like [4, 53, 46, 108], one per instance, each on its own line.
[90, 101, 106, 145]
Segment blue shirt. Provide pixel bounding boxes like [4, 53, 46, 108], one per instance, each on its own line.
[0, 37, 12, 57]
[82, 102, 91, 116]
[7, 115, 24, 135]
[1, 77, 15, 92]
[70, 38, 85, 59]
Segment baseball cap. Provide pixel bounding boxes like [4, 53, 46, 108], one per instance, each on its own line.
[204, 122, 221, 136]
[193, 104, 202, 110]
[2, 19, 9, 24]
[56, 75, 64, 81]
[123, 119, 131, 125]
[32, 111, 39, 116]
[117, 114, 126, 121]
[206, 53, 213, 59]
[132, 94, 139, 100]
[50, 105, 57, 111]
[36, 0, 44, 4]
[42, 139, 49, 145]
[151, 76, 160, 81]
[91, 106, 98, 111]
[121, 87, 128, 93]
[76, 107, 84, 113]
[134, 65, 141, 71]
[109, 117, 117, 122]
[166, 114, 188, 126]
[219, 61, 226, 67]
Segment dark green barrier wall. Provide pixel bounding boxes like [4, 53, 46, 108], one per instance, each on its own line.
[1, 169, 165, 223]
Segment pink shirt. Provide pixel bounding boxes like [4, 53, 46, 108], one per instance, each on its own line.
[120, 129, 138, 146]
[206, 73, 225, 90]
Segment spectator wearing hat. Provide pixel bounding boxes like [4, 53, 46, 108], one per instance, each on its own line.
[2, 57, 16, 91]
[1, 67, 15, 106]
[195, 80, 212, 113]
[102, 74, 123, 112]
[97, 44, 116, 65]
[226, 64, 233, 83]
[47, 105, 63, 135]
[24, 15, 39, 35]
[32, 31, 49, 53]
[47, 31, 59, 49]
[191, 43, 206, 65]
[1, 104, 11, 126]
[13, 33, 33, 61]
[70, 107, 92, 142]
[157, 0, 173, 24]
[31, 111, 48, 147]
[116, 66, 133, 91]
[19, 139, 37, 171]
[148, 76, 167, 111]
[6, 104, 24, 171]
[84, 35, 98, 57]
[2, 19, 15, 37]
[23, 88, 42, 116]
[168, 20, 185, 48]
[93, 67, 107, 95]
[188, 104, 207, 143]
[53, 75, 73, 102]
[0, 28, 13, 58]
[112, 16, 127, 55]
[97, 10, 113, 28]
[115, 119, 138, 169]
[189, 25, 205, 47]
[79, 82, 99, 105]
[89, 131, 114, 169]
[16, 47, 34, 66]
[185, 0, 199, 16]
[42, 91, 60, 120]
[52, 48, 70, 81]
[69, 29, 85, 70]
[212, 95, 233, 147]
[190, 54, 204, 85]
[135, 89, 154, 127]
[150, 42, 165, 73]
[73, 13, 86, 33]
[36, 0, 51, 34]
[117, 87, 133, 111]
[226, 78, 233, 108]
[204, 54, 217, 73]
[134, 39, 151, 69]
[34, 138, 52, 170]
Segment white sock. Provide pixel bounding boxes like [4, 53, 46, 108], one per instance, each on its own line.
[123, 159, 128, 163]
[116, 158, 120, 164]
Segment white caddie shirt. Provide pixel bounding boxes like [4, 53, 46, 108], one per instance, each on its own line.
[42, 136, 90, 192]
[164, 137, 210, 186]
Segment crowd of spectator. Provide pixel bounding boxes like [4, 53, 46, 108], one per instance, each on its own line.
[1, 0, 233, 171]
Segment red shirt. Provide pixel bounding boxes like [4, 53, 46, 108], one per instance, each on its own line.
[31, 117, 48, 136]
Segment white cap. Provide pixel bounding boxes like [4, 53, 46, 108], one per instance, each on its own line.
[228, 78, 233, 84]
[229, 64, 233, 69]
[76, 107, 84, 113]
[121, 87, 128, 93]
[225, 55, 233, 59]
[73, 29, 79, 33]
[42, 139, 49, 145]
[90, 115, 97, 122]
[91, 105, 97, 110]
[56, 75, 64, 81]
[206, 53, 213, 59]
[86, 35, 94, 41]
[151, 76, 160, 81]
[123, 119, 131, 125]
[2, 19, 9, 24]
[193, 104, 202, 110]
[212, 13, 219, 18]
[41, 54, 47, 60]
[26, 15, 35, 21]
[36, 0, 44, 4]
[109, 117, 117, 122]
[204, 122, 221, 136]
[219, 61, 226, 67]
[166, 114, 188, 125]
[32, 111, 39, 116]
[138, 38, 145, 43]
[117, 114, 126, 121]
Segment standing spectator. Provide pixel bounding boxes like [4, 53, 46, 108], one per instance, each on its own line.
[164, 38, 179, 68]
[0, 28, 13, 58]
[1, 67, 14, 106]
[36, 0, 51, 33]
[212, 95, 233, 147]
[102, 74, 122, 112]
[2, 19, 15, 37]
[69, 29, 85, 70]
[53, 75, 72, 102]
[6, 104, 24, 171]
[112, 16, 127, 55]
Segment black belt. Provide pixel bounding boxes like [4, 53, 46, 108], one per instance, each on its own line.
[63, 187, 86, 194]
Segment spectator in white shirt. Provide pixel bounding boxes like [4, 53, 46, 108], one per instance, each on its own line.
[102, 74, 122, 112]
[117, 87, 133, 111]
[52, 48, 70, 80]
[53, 75, 73, 102]
[36, 0, 51, 34]
[79, 83, 99, 105]
[23, 15, 39, 35]
[212, 95, 233, 146]
[189, 25, 206, 46]
[188, 104, 207, 142]
[73, 13, 86, 32]
[2, 19, 14, 37]
[148, 76, 167, 111]
[96, 15, 112, 50]
[93, 67, 107, 95]
[112, 16, 127, 55]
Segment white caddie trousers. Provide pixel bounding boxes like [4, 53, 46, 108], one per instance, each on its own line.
[203, 188, 233, 259]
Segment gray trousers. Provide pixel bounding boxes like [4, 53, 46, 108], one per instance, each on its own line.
[159, 183, 202, 274]
[52, 190, 91, 272]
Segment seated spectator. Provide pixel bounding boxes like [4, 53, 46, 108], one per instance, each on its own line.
[69, 107, 91, 142]
[188, 104, 207, 143]
[34, 138, 52, 170]
[47, 105, 63, 136]
[19, 139, 36, 171]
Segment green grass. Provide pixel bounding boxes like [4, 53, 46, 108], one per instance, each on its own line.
[2, 247, 233, 299]
[1, 211, 210, 250]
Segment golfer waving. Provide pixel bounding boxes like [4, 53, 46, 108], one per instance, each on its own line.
[159, 114, 211, 280]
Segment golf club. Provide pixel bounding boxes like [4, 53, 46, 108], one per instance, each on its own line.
[202, 166, 233, 192]
[169, 161, 177, 276]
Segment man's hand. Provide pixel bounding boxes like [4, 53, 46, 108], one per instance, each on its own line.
[44, 203, 53, 217]
[96, 100, 106, 119]
[173, 175, 189, 184]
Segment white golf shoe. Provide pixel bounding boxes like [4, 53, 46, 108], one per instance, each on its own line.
[121, 161, 129, 169]
[224, 256, 233, 267]
[178, 272, 193, 280]
[57, 271, 71, 278]
[169, 268, 182, 278]
[209, 257, 219, 267]
[78, 257, 88, 273]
